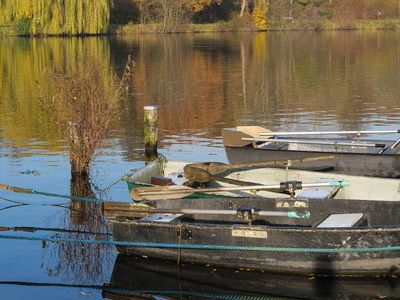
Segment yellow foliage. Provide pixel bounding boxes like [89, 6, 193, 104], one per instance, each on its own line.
[185, 0, 221, 12]
[252, 0, 269, 31]
[0, 37, 113, 154]
[0, 0, 110, 35]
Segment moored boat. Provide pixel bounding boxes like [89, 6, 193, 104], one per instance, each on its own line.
[105, 157, 400, 275]
[222, 126, 400, 178]
[105, 196, 400, 276]
[122, 157, 400, 201]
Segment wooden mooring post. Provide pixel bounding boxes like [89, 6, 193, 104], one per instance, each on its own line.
[144, 105, 158, 162]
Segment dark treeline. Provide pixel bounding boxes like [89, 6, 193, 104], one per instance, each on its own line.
[1, 0, 400, 35]
[112, 0, 400, 25]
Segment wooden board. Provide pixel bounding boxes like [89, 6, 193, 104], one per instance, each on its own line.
[296, 178, 342, 199]
[317, 213, 363, 228]
[236, 126, 272, 138]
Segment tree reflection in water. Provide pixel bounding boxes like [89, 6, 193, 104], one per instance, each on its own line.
[44, 173, 113, 284]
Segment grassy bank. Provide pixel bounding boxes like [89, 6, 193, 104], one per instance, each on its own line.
[108, 18, 400, 35]
[2, 18, 400, 37]
[0, 26, 13, 37]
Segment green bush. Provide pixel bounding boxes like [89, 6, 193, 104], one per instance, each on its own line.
[13, 17, 31, 35]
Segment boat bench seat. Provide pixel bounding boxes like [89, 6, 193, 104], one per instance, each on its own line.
[140, 213, 183, 223]
[296, 178, 342, 199]
[316, 213, 364, 228]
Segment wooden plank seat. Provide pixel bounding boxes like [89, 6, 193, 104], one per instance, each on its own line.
[316, 213, 364, 228]
[296, 178, 342, 199]
[140, 213, 183, 223]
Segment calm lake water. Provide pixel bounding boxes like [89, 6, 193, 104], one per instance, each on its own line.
[1, 31, 400, 299]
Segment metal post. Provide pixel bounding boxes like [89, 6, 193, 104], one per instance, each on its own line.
[144, 105, 158, 162]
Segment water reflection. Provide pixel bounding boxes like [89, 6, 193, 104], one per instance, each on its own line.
[104, 255, 400, 300]
[1, 31, 400, 297]
[2, 31, 400, 161]
[110, 31, 400, 140]
[43, 176, 113, 284]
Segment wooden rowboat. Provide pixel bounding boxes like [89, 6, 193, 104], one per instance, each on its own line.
[122, 158, 400, 201]
[102, 158, 400, 275]
[105, 197, 400, 276]
[222, 126, 400, 178]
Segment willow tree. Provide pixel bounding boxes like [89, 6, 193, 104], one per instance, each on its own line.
[0, 0, 111, 35]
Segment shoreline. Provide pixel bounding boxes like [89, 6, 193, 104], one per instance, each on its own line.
[2, 19, 400, 37]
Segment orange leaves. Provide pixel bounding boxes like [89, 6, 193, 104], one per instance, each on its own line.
[184, 0, 221, 12]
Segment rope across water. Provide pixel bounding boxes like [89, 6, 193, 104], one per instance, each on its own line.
[0, 281, 294, 300]
[0, 234, 399, 253]
[32, 190, 103, 203]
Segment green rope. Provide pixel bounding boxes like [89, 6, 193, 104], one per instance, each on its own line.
[0, 281, 294, 300]
[1, 184, 103, 203]
[33, 190, 103, 203]
[0, 234, 399, 253]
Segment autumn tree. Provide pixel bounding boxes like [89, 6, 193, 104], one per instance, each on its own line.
[253, 0, 269, 29]
[185, 0, 222, 12]
[0, 0, 111, 35]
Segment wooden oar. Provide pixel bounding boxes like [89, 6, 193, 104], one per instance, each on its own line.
[130, 172, 291, 200]
[184, 155, 335, 180]
[102, 203, 310, 219]
[131, 180, 349, 201]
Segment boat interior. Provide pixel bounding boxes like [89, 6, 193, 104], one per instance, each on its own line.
[247, 137, 400, 155]
[123, 159, 400, 203]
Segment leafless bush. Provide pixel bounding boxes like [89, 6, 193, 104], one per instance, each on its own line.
[38, 55, 134, 177]
[153, 0, 192, 33]
[331, 0, 366, 29]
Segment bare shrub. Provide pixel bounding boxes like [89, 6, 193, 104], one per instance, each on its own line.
[151, 0, 192, 33]
[331, 0, 366, 29]
[38, 55, 134, 177]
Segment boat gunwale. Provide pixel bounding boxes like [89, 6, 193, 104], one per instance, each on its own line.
[230, 144, 400, 155]
[110, 216, 400, 233]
